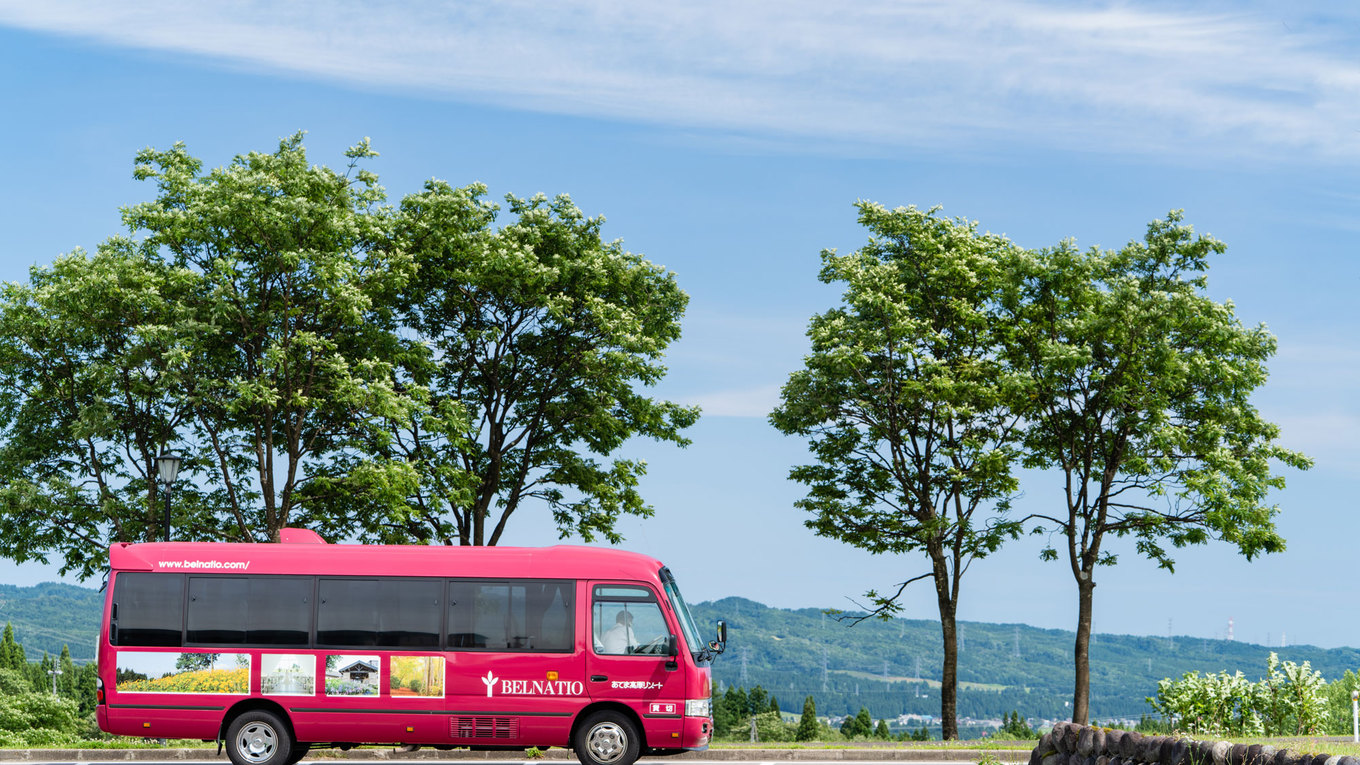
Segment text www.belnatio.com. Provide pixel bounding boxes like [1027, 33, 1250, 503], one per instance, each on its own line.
[157, 560, 250, 570]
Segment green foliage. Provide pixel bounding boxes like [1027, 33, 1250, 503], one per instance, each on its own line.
[748, 685, 770, 715]
[874, 719, 891, 739]
[0, 623, 23, 670]
[772, 203, 1027, 740]
[1149, 652, 1328, 736]
[840, 706, 874, 738]
[0, 134, 420, 573]
[0, 134, 696, 568]
[754, 710, 794, 742]
[1321, 668, 1360, 735]
[994, 711, 1038, 739]
[1006, 211, 1310, 721]
[796, 696, 819, 742]
[908, 725, 931, 741]
[373, 184, 698, 546]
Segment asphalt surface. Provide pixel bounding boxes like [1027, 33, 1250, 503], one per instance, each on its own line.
[0, 749, 1029, 763]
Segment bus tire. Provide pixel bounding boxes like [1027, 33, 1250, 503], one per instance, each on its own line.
[226, 710, 295, 765]
[285, 743, 311, 764]
[574, 710, 640, 765]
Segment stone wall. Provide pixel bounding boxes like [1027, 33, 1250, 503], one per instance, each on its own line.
[1029, 722, 1358, 765]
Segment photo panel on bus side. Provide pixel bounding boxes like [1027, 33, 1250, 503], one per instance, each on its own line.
[390, 655, 445, 698]
[260, 654, 316, 696]
[325, 654, 380, 696]
[114, 651, 251, 694]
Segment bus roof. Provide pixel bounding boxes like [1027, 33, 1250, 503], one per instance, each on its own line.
[108, 530, 667, 581]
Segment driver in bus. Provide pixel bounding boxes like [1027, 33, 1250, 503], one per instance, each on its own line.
[601, 610, 636, 654]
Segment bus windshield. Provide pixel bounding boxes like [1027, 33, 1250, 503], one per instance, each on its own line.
[659, 567, 702, 657]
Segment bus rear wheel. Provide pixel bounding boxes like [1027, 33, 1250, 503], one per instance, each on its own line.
[574, 711, 640, 765]
[226, 710, 295, 765]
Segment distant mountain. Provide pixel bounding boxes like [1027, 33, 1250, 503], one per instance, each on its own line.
[4, 582, 1355, 726]
[0, 582, 103, 663]
[690, 597, 1360, 722]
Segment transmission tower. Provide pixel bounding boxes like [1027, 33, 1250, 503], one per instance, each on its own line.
[1013, 626, 1021, 658]
[740, 646, 749, 685]
[821, 647, 829, 692]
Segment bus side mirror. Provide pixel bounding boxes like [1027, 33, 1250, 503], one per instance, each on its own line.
[666, 634, 678, 657]
[716, 620, 727, 645]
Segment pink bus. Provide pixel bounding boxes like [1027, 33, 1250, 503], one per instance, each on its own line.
[96, 529, 726, 765]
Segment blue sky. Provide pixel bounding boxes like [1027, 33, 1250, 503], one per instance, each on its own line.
[0, 2, 1357, 649]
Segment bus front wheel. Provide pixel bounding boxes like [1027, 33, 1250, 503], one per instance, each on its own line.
[226, 710, 295, 765]
[574, 711, 640, 765]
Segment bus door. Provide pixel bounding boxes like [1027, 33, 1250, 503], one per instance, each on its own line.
[586, 584, 687, 740]
[444, 579, 584, 746]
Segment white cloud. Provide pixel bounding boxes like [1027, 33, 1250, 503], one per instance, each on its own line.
[684, 384, 782, 418]
[1, 1, 1357, 160]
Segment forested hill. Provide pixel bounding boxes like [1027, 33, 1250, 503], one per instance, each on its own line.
[4, 583, 1358, 724]
[0, 582, 102, 662]
[690, 597, 1360, 722]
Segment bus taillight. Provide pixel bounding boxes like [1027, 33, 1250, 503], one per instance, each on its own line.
[96, 676, 104, 705]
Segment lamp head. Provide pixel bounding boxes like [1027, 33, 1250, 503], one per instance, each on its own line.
[155, 452, 184, 485]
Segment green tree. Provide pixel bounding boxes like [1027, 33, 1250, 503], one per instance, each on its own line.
[796, 695, 819, 741]
[175, 653, 221, 672]
[748, 685, 770, 715]
[772, 203, 1026, 739]
[769, 696, 781, 715]
[1006, 211, 1310, 724]
[0, 242, 194, 577]
[370, 183, 699, 545]
[57, 645, 75, 699]
[856, 707, 873, 737]
[0, 134, 420, 574]
[874, 719, 891, 739]
[0, 624, 23, 670]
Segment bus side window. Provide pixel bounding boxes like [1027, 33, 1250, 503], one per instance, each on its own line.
[592, 585, 667, 656]
[113, 573, 185, 647]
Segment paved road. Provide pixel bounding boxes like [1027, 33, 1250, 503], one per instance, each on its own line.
[13, 756, 1011, 762]
[3, 751, 1026, 765]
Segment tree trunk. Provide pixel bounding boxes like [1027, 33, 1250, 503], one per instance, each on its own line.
[1071, 571, 1094, 724]
[932, 551, 959, 740]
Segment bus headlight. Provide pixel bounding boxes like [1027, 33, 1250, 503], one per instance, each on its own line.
[685, 698, 711, 718]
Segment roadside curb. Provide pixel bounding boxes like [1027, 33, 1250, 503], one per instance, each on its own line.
[0, 749, 1026, 762]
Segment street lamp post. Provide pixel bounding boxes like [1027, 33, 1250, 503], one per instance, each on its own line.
[155, 452, 184, 542]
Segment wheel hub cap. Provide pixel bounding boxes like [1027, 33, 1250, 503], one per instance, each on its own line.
[587, 722, 627, 763]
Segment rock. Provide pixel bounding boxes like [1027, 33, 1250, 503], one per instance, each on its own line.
[1036, 733, 1058, 759]
[1322, 757, 1342, 765]
[1092, 729, 1108, 758]
[1052, 723, 1069, 751]
[1167, 738, 1189, 765]
[1121, 732, 1143, 761]
[1210, 741, 1231, 765]
[1271, 749, 1292, 765]
[1064, 726, 1081, 756]
[1230, 743, 1250, 765]
[1311, 754, 1331, 765]
[1194, 740, 1216, 765]
[1141, 735, 1165, 763]
[1160, 737, 1180, 765]
[1080, 727, 1097, 757]
[1043, 755, 1063, 765]
[1259, 747, 1278, 765]
[1106, 730, 1126, 756]
[1245, 745, 1265, 765]
[1095, 755, 1110, 765]
[1335, 757, 1359, 765]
